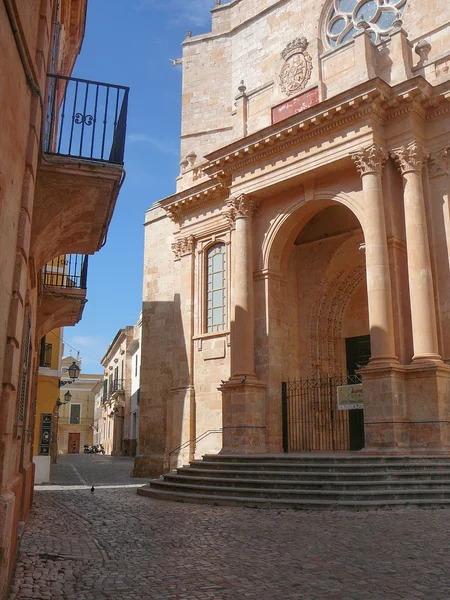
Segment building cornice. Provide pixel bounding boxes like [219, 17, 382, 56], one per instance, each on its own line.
[160, 77, 450, 225]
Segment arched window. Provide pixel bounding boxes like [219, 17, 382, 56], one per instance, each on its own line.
[325, 0, 407, 48]
[206, 244, 227, 333]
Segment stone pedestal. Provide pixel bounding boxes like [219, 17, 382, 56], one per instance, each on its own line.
[220, 378, 267, 454]
[362, 363, 450, 452]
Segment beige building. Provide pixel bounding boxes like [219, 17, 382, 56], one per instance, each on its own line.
[57, 356, 102, 455]
[134, 0, 450, 479]
[100, 327, 134, 455]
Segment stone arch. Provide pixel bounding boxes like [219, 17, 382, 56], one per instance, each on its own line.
[262, 188, 365, 275]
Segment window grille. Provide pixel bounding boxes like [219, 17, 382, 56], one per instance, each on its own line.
[326, 0, 406, 48]
[206, 244, 227, 333]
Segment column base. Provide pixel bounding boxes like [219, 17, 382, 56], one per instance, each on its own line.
[362, 362, 450, 452]
[412, 353, 443, 364]
[220, 377, 267, 454]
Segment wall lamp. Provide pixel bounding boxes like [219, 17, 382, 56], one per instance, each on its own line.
[59, 361, 81, 387]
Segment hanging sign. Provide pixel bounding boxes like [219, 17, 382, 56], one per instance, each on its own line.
[337, 384, 363, 410]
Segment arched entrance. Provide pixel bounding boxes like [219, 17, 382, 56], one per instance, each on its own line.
[260, 193, 372, 453]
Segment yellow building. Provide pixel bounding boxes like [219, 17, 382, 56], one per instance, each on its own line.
[33, 331, 102, 483]
[33, 328, 64, 484]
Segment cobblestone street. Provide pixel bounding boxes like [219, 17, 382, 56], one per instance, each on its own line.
[8, 455, 450, 599]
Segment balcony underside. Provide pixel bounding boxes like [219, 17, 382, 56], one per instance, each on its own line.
[32, 158, 123, 269]
[36, 286, 87, 340]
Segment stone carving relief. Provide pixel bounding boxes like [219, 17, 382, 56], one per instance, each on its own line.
[391, 141, 429, 174]
[428, 150, 449, 178]
[224, 194, 259, 227]
[350, 144, 388, 175]
[171, 235, 195, 259]
[279, 37, 313, 97]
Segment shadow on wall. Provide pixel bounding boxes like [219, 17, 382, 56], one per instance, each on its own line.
[134, 294, 191, 479]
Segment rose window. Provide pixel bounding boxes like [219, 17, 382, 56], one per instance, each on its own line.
[326, 0, 407, 48]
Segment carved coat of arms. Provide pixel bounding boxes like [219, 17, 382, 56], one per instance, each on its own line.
[279, 37, 313, 97]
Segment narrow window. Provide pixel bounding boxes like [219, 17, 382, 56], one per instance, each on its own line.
[70, 404, 81, 425]
[206, 244, 227, 333]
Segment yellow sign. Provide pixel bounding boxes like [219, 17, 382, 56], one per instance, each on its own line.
[337, 384, 363, 410]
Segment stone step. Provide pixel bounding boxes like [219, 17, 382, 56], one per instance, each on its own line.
[203, 454, 450, 464]
[187, 460, 450, 472]
[138, 485, 450, 510]
[164, 473, 450, 490]
[150, 479, 450, 501]
[177, 467, 450, 481]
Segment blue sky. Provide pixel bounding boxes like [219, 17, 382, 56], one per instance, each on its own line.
[64, 0, 220, 373]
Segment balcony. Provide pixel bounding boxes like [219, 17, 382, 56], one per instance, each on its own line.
[32, 75, 129, 269]
[36, 254, 88, 339]
[109, 379, 125, 399]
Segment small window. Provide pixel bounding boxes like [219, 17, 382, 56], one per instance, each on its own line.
[325, 0, 406, 48]
[135, 355, 138, 377]
[70, 404, 81, 425]
[206, 244, 227, 333]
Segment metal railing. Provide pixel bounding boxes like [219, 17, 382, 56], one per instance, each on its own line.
[109, 379, 125, 396]
[45, 74, 129, 164]
[168, 429, 223, 471]
[42, 255, 88, 290]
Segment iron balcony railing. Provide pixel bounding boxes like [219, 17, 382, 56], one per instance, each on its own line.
[45, 74, 129, 164]
[109, 379, 125, 397]
[42, 254, 88, 290]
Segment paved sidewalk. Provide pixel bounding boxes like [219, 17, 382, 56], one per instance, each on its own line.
[9, 455, 450, 599]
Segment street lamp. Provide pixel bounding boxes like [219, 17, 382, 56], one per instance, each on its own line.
[59, 361, 81, 387]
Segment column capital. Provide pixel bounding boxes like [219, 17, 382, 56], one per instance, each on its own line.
[171, 235, 195, 260]
[350, 144, 388, 175]
[391, 141, 429, 175]
[428, 149, 449, 179]
[224, 194, 259, 226]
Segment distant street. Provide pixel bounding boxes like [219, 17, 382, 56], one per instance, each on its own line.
[9, 454, 450, 599]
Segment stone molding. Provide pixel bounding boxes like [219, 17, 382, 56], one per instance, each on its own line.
[428, 149, 449, 178]
[279, 37, 313, 97]
[350, 144, 388, 175]
[224, 194, 259, 226]
[171, 235, 195, 259]
[391, 141, 429, 174]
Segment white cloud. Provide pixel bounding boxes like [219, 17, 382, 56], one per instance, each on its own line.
[135, 0, 215, 27]
[127, 133, 178, 155]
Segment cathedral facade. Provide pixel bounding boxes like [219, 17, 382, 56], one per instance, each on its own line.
[134, 0, 450, 478]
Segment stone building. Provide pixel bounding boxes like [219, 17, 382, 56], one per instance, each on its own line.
[56, 356, 102, 456]
[100, 327, 134, 456]
[0, 1, 128, 594]
[134, 0, 450, 479]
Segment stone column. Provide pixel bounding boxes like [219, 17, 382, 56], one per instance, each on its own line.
[226, 194, 258, 379]
[351, 144, 398, 364]
[392, 142, 442, 362]
[220, 194, 267, 454]
[428, 150, 450, 363]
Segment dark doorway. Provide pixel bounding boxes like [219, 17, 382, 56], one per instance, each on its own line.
[345, 335, 370, 451]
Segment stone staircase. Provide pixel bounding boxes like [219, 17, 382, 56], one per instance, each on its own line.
[137, 454, 450, 510]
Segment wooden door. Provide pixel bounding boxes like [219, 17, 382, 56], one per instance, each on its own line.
[68, 432, 80, 454]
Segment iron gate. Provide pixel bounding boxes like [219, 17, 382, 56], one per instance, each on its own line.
[282, 374, 364, 452]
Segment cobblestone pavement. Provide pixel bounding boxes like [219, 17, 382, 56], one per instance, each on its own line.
[9, 455, 450, 599]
